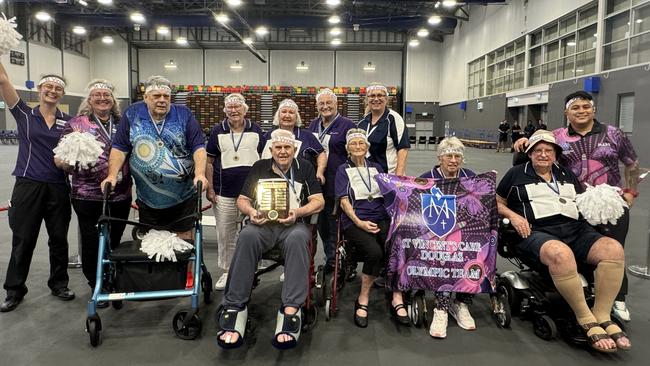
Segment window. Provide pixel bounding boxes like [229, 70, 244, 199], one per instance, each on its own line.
[559, 56, 576, 79]
[607, 0, 631, 14]
[531, 30, 543, 47]
[579, 5, 598, 27]
[630, 32, 650, 64]
[546, 42, 559, 61]
[617, 93, 635, 133]
[578, 25, 598, 52]
[633, 4, 650, 34]
[561, 35, 577, 57]
[575, 50, 596, 75]
[604, 40, 628, 69]
[560, 15, 577, 36]
[605, 12, 631, 43]
[530, 46, 543, 66]
[544, 24, 559, 42]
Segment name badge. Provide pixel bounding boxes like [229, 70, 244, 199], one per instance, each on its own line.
[55, 119, 67, 128]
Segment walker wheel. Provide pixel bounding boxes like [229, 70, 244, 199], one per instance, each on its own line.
[172, 310, 202, 340]
[86, 316, 102, 347]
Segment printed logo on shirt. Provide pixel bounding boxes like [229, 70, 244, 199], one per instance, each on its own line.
[597, 142, 611, 148]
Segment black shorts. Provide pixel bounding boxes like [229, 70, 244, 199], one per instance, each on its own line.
[517, 220, 604, 264]
[136, 196, 197, 232]
[499, 133, 508, 142]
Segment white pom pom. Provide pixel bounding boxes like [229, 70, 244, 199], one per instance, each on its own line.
[0, 13, 23, 56]
[140, 230, 194, 262]
[53, 131, 105, 169]
[576, 184, 628, 226]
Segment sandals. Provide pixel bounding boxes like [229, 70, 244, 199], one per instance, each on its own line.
[354, 301, 369, 328]
[272, 307, 302, 350]
[580, 322, 617, 353]
[600, 321, 632, 351]
[391, 303, 411, 326]
[216, 306, 248, 349]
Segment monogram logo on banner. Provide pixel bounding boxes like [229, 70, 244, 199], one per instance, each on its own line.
[421, 186, 457, 238]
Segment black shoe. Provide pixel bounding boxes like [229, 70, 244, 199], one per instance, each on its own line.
[0, 297, 23, 312]
[354, 301, 369, 328]
[51, 287, 75, 301]
[373, 276, 386, 288]
[391, 303, 411, 326]
[96, 300, 109, 309]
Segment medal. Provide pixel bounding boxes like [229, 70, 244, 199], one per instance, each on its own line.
[367, 196, 374, 202]
[559, 198, 566, 204]
[268, 210, 279, 221]
[233, 155, 239, 161]
[157, 140, 164, 147]
[230, 123, 245, 163]
[354, 160, 377, 203]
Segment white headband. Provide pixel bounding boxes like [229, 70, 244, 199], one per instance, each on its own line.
[366, 84, 388, 95]
[278, 99, 299, 111]
[270, 130, 296, 145]
[38, 76, 66, 88]
[224, 94, 246, 106]
[316, 88, 337, 102]
[346, 132, 368, 145]
[565, 98, 594, 110]
[438, 147, 464, 157]
[145, 84, 172, 95]
[89, 83, 113, 93]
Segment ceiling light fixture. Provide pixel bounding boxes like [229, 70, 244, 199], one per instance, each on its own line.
[329, 15, 340, 24]
[72, 26, 86, 35]
[35, 11, 52, 22]
[78, 0, 88, 6]
[130, 12, 145, 23]
[409, 39, 420, 47]
[428, 15, 442, 25]
[417, 28, 429, 37]
[442, 0, 457, 7]
[636, 19, 643, 24]
[566, 41, 576, 46]
[101, 36, 114, 44]
[230, 60, 243, 69]
[243, 37, 253, 45]
[215, 12, 229, 24]
[331, 38, 342, 46]
[226, 0, 243, 7]
[330, 27, 341, 36]
[97, 0, 113, 5]
[255, 26, 269, 36]
[434, 1, 441, 8]
[157, 26, 170, 35]
[326, 0, 341, 7]
[176, 37, 188, 46]
[363, 62, 376, 71]
[164, 59, 177, 69]
[296, 61, 309, 70]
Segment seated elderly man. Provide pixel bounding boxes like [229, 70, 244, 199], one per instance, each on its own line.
[496, 130, 631, 353]
[216, 129, 324, 350]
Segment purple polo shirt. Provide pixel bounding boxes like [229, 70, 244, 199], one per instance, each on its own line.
[260, 127, 324, 165]
[61, 114, 132, 202]
[206, 119, 265, 198]
[308, 114, 355, 197]
[553, 120, 638, 188]
[335, 160, 389, 230]
[10, 99, 72, 184]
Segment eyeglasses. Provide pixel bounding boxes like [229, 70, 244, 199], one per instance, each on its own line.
[367, 93, 386, 99]
[90, 92, 112, 99]
[441, 154, 463, 160]
[41, 83, 64, 93]
[531, 148, 555, 156]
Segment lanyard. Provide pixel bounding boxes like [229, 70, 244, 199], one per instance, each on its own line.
[365, 120, 380, 138]
[354, 160, 373, 194]
[230, 125, 245, 153]
[93, 115, 113, 140]
[273, 161, 298, 198]
[317, 114, 338, 142]
[544, 173, 560, 195]
[149, 112, 166, 138]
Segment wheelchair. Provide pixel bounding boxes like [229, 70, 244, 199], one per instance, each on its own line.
[496, 218, 625, 344]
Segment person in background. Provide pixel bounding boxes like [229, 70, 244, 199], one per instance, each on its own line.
[511, 120, 523, 151]
[0, 61, 75, 312]
[538, 119, 547, 130]
[54, 80, 131, 308]
[357, 83, 410, 175]
[206, 93, 264, 290]
[514, 91, 639, 322]
[525, 120, 537, 138]
[308, 89, 355, 273]
[496, 119, 510, 153]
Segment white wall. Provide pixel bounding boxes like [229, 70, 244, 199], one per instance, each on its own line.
[270, 50, 335, 86]
[439, 0, 593, 104]
[28, 42, 62, 86]
[335, 50, 402, 87]
[405, 39, 442, 102]
[138, 49, 204, 85]
[63, 52, 90, 95]
[205, 49, 268, 85]
[90, 38, 129, 98]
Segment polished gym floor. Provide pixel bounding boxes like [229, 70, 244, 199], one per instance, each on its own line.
[0, 144, 648, 366]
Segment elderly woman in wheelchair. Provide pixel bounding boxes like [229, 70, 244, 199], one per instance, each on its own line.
[496, 130, 631, 353]
[216, 129, 324, 350]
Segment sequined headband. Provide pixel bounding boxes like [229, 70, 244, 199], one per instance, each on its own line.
[278, 99, 299, 111]
[38, 76, 66, 88]
[89, 83, 113, 93]
[366, 84, 388, 95]
[316, 88, 337, 101]
[346, 132, 368, 145]
[438, 147, 464, 157]
[145, 84, 172, 94]
[565, 98, 594, 110]
[224, 94, 247, 106]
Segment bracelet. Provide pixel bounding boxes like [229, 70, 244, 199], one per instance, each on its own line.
[622, 188, 639, 198]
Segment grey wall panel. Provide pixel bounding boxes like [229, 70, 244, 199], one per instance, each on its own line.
[335, 51, 402, 87]
[440, 94, 508, 139]
[205, 49, 269, 85]
[269, 50, 334, 86]
[138, 49, 204, 85]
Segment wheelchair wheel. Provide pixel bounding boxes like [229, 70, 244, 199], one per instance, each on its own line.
[534, 315, 557, 341]
[497, 279, 521, 316]
[324, 298, 332, 321]
[131, 226, 147, 241]
[172, 310, 202, 340]
[111, 300, 123, 310]
[86, 315, 102, 347]
[302, 304, 318, 332]
[491, 292, 512, 328]
[409, 292, 427, 327]
[202, 271, 213, 304]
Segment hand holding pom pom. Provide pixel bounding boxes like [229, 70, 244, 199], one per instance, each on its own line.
[0, 13, 23, 56]
[53, 131, 105, 169]
[576, 184, 628, 226]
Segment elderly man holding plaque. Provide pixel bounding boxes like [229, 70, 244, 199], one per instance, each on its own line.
[217, 129, 324, 350]
[206, 93, 264, 290]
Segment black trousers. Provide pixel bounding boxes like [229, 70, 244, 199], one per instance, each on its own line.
[598, 207, 630, 301]
[72, 199, 131, 288]
[4, 178, 71, 298]
[343, 220, 389, 277]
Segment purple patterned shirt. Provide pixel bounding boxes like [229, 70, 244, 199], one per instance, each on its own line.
[553, 120, 638, 189]
[61, 115, 132, 201]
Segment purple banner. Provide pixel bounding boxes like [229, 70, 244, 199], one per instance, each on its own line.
[375, 172, 498, 293]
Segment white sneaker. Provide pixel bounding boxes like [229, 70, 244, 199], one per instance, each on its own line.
[279, 272, 285, 282]
[214, 273, 228, 291]
[449, 301, 476, 330]
[429, 309, 448, 339]
[613, 301, 631, 322]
